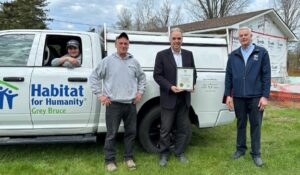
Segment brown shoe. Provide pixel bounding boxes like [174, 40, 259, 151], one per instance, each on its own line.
[106, 162, 117, 172]
[125, 159, 136, 170]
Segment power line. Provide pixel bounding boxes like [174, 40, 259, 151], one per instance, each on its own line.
[51, 18, 116, 29]
[51, 18, 101, 27]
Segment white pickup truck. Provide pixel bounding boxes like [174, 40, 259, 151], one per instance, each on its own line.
[0, 29, 234, 153]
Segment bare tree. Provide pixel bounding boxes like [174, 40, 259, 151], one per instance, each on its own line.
[272, 0, 300, 70]
[133, 0, 157, 30]
[155, 0, 183, 28]
[116, 8, 133, 30]
[171, 5, 183, 25]
[156, 0, 172, 28]
[295, 42, 300, 69]
[185, 0, 250, 21]
[272, 0, 300, 32]
[115, 0, 184, 30]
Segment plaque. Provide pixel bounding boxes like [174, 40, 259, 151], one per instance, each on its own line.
[176, 67, 194, 90]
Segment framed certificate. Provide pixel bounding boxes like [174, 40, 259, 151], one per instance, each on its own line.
[176, 67, 194, 90]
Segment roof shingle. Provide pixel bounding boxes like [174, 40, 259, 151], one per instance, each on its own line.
[149, 9, 271, 32]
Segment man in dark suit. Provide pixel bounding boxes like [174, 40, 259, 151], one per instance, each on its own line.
[153, 27, 197, 167]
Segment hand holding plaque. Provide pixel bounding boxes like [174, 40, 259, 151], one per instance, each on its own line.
[176, 67, 194, 90]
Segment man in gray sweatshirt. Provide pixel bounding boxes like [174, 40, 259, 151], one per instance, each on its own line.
[89, 32, 146, 172]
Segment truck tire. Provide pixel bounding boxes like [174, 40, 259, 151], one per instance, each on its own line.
[138, 106, 192, 153]
[138, 106, 162, 153]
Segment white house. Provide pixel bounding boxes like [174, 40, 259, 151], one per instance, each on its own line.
[151, 9, 298, 82]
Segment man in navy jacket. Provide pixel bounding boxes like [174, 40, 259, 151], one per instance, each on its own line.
[224, 27, 271, 167]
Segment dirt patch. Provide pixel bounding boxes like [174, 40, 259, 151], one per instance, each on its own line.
[288, 69, 300, 76]
[270, 116, 296, 122]
[269, 101, 300, 109]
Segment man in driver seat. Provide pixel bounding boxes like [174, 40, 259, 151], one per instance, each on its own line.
[51, 39, 81, 68]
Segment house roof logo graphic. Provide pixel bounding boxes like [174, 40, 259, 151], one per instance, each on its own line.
[0, 80, 19, 110]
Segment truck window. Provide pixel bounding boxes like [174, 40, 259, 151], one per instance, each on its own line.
[43, 35, 82, 68]
[0, 34, 34, 66]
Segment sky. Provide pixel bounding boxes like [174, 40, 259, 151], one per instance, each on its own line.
[0, 0, 272, 31]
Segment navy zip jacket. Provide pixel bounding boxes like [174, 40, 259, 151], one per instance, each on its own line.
[224, 44, 271, 98]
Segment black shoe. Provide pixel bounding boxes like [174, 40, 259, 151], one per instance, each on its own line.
[159, 154, 168, 167]
[177, 154, 189, 164]
[252, 157, 263, 167]
[231, 151, 245, 160]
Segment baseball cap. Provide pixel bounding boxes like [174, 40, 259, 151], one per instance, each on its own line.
[67, 39, 80, 48]
[116, 32, 129, 40]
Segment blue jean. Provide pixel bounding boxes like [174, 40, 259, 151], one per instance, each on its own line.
[233, 97, 263, 158]
[104, 102, 137, 164]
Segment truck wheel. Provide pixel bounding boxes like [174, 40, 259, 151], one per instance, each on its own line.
[139, 106, 161, 153]
[138, 106, 192, 153]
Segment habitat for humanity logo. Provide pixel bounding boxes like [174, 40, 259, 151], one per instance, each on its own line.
[0, 80, 18, 110]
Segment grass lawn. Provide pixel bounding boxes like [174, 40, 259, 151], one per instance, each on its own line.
[0, 105, 299, 175]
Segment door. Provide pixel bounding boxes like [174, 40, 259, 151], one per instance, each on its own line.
[30, 33, 93, 133]
[0, 32, 39, 130]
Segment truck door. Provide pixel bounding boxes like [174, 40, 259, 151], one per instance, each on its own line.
[0, 32, 40, 130]
[30, 33, 93, 132]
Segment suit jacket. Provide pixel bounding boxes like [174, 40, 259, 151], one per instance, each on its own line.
[153, 48, 197, 109]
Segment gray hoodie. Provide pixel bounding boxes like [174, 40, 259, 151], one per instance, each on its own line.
[89, 53, 146, 103]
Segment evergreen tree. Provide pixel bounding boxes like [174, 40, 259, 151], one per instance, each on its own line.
[0, 0, 51, 30]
